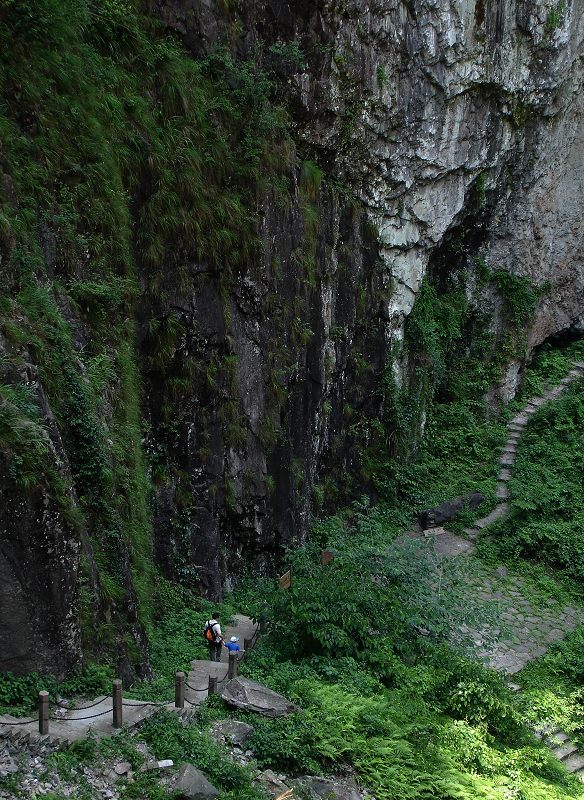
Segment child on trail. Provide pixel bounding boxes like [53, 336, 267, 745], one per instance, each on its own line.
[224, 636, 241, 654]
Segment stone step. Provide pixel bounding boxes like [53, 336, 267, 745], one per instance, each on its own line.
[546, 386, 565, 400]
[553, 742, 578, 760]
[502, 443, 518, 454]
[527, 397, 546, 407]
[498, 468, 512, 482]
[548, 731, 570, 745]
[499, 454, 515, 466]
[475, 503, 509, 529]
[562, 753, 584, 773]
[496, 483, 509, 499]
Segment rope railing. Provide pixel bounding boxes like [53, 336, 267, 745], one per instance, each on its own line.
[52, 708, 113, 722]
[185, 681, 215, 693]
[0, 619, 263, 736]
[52, 695, 109, 712]
[121, 700, 168, 708]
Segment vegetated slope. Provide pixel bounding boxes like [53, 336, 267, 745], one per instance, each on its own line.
[485, 343, 584, 581]
[2, 339, 584, 800]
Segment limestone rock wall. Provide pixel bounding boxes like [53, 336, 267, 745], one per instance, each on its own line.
[143, 0, 583, 590]
[0, 336, 81, 677]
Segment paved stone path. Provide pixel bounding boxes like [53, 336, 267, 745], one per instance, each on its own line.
[0, 697, 159, 746]
[465, 571, 584, 674]
[419, 361, 584, 781]
[184, 614, 257, 708]
[0, 615, 257, 745]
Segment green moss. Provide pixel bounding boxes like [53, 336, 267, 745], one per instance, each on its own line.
[491, 270, 544, 330]
[0, 0, 293, 663]
[544, 1, 566, 34]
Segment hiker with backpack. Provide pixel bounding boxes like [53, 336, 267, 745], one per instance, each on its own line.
[204, 613, 223, 662]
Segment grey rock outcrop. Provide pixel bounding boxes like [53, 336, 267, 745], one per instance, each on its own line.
[175, 764, 220, 800]
[221, 677, 300, 716]
[210, 719, 254, 747]
[150, 0, 584, 343]
[144, 0, 584, 598]
[292, 775, 363, 800]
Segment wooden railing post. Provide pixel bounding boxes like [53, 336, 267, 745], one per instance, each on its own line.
[243, 637, 252, 653]
[112, 679, 123, 729]
[38, 691, 49, 735]
[208, 675, 217, 696]
[228, 651, 238, 680]
[175, 671, 185, 709]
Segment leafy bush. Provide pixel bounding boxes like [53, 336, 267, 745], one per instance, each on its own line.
[139, 711, 266, 800]
[0, 663, 113, 714]
[487, 380, 584, 581]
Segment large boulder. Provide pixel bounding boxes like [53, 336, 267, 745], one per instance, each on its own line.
[175, 764, 220, 800]
[221, 677, 300, 717]
[292, 776, 363, 800]
[419, 493, 484, 529]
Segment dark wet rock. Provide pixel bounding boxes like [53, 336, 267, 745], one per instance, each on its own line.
[210, 719, 254, 746]
[419, 493, 484, 529]
[221, 677, 300, 717]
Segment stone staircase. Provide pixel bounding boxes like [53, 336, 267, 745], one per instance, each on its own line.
[463, 360, 584, 540]
[534, 721, 584, 780]
[182, 614, 257, 709]
[420, 361, 584, 782]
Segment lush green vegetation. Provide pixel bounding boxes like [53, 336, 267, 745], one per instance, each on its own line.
[519, 627, 584, 750]
[0, 663, 114, 716]
[222, 495, 582, 800]
[0, 4, 583, 800]
[355, 272, 508, 528]
[479, 340, 584, 582]
[3, 331, 584, 799]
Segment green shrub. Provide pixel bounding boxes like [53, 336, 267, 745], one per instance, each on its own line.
[488, 381, 584, 581]
[139, 711, 265, 800]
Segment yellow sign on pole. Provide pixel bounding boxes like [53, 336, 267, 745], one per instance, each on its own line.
[278, 570, 292, 589]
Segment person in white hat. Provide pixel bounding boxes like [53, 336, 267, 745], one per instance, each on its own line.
[224, 635, 241, 654]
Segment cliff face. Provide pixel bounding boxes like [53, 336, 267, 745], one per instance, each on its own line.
[0, 0, 582, 676]
[152, 0, 584, 332]
[145, 0, 584, 578]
